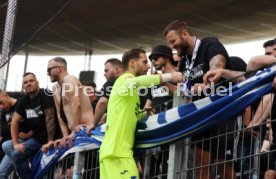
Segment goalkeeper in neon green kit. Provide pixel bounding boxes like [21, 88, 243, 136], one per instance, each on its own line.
[100, 48, 184, 179]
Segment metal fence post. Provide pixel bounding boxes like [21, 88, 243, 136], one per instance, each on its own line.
[167, 143, 176, 179]
[143, 149, 152, 178]
[252, 134, 261, 178]
[167, 92, 190, 179]
[73, 152, 85, 179]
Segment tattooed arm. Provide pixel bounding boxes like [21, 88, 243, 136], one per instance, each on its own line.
[209, 54, 226, 70]
[41, 107, 56, 153]
[44, 107, 56, 141]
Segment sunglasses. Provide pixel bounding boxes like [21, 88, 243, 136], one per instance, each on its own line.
[47, 66, 61, 73]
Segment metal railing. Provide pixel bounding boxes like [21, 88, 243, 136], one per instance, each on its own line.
[37, 93, 275, 179]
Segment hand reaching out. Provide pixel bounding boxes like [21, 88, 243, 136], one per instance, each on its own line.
[41, 140, 55, 153]
[14, 143, 25, 153]
[203, 69, 223, 84]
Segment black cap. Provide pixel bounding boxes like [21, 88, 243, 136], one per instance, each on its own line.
[149, 45, 173, 60]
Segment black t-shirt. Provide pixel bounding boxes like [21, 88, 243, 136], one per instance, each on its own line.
[0, 101, 30, 142]
[179, 37, 230, 86]
[139, 88, 149, 109]
[1, 105, 15, 142]
[100, 77, 117, 99]
[179, 37, 229, 101]
[229, 56, 247, 72]
[15, 88, 54, 145]
[0, 101, 30, 161]
[91, 100, 98, 113]
[147, 86, 173, 113]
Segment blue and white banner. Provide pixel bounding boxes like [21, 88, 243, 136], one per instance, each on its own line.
[31, 125, 105, 179]
[135, 65, 276, 147]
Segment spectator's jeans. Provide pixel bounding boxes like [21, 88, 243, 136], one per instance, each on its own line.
[0, 154, 14, 179]
[2, 138, 41, 179]
[237, 135, 254, 179]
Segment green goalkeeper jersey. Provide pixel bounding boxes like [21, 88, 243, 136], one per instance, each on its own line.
[100, 72, 160, 160]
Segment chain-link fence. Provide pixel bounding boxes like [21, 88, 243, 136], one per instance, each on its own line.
[0, 0, 73, 68]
